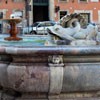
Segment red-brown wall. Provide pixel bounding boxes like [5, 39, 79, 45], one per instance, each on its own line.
[54, 0, 100, 23]
[0, 0, 25, 18]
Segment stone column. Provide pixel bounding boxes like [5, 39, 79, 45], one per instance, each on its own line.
[29, 0, 33, 25]
[49, 0, 55, 21]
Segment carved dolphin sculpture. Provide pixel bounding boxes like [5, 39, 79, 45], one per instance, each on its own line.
[47, 13, 99, 46]
[73, 23, 98, 40]
[47, 20, 81, 41]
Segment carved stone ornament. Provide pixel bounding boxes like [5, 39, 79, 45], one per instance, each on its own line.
[48, 55, 64, 67]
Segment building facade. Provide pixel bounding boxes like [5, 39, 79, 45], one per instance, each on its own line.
[0, 0, 25, 33]
[54, 0, 100, 24]
[0, 0, 25, 18]
[28, 0, 100, 25]
[0, 0, 100, 28]
[29, 0, 55, 25]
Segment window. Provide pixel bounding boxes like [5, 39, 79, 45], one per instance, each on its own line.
[12, 0, 24, 2]
[91, 0, 99, 2]
[45, 22, 54, 26]
[79, 0, 88, 2]
[38, 23, 45, 27]
[59, 11, 67, 19]
[80, 0, 87, 1]
[0, 12, 3, 19]
[59, 0, 68, 2]
[33, 0, 48, 5]
[80, 13, 90, 24]
[12, 9, 23, 18]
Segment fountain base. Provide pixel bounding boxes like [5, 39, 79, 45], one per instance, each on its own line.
[4, 37, 22, 41]
[0, 90, 100, 100]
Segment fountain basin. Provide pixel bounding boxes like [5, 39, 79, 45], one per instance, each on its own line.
[0, 40, 100, 99]
[0, 13, 100, 99]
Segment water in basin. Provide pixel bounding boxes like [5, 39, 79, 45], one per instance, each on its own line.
[0, 34, 51, 47]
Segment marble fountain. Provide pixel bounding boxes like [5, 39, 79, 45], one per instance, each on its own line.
[0, 13, 100, 100]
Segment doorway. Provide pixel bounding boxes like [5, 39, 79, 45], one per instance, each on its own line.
[33, 0, 49, 22]
[33, 5, 49, 22]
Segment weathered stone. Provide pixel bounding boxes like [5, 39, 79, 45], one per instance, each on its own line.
[0, 90, 2, 99]
[0, 63, 9, 87]
[12, 55, 48, 63]
[61, 98, 100, 100]
[3, 46, 100, 56]
[49, 67, 63, 94]
[5, 47, 18, 54]
[62, 63, 100, 92]
[64, 55, 100, 63]
[0, 47, 5, 54]
[48, 95, 60, 99]
[0, 92, 15, 100]
[7, 65, 49, 92]
[15, 98, 48, 100]
[0, 55, 12, 62]
[0, 43, 100, 99]
[20, 93, 47, 99]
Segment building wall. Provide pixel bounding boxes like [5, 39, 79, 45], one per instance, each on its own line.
[1, 0, 100, 26]
[54, 0, 100, 23]
[0, 0, 25, 18]
[0, 0, 25, 33]
[29, 0, 100, 24]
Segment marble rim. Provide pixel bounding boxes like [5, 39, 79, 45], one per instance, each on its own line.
[0, 46, 100, 55]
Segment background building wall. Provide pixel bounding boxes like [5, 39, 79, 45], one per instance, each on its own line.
[54, 0, 100, 23]
[0, 0, 25, 33]
[0, 0, 100, 26]
[0, 0, 25, 18]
